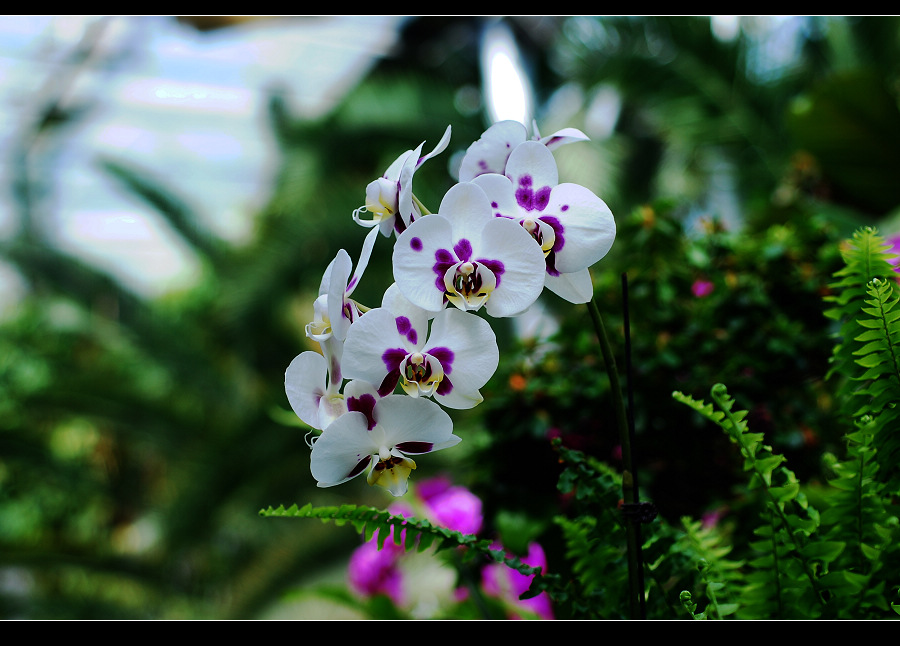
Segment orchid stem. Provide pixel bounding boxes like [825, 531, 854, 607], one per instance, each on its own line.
[411, 193, 432, 216]
[586, 281, 644, 620]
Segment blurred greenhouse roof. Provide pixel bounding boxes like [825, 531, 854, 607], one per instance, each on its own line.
[0, 16, 407, 304]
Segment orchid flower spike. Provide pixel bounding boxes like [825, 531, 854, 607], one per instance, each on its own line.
[310, 395, 461, 496]
[354, 125, 452, 237]
[393, 182, 546, 318]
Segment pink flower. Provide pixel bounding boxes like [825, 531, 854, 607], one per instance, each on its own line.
[888, 235, 900, 273]
[691, 279, 714, 298]
[347, 527, 405, 604]
[422, 483, 483, 536]
[701, 506, 727, 530]
[481, 541, 554, 620]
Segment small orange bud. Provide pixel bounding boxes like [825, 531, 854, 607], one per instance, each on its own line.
[509, 374, 527, 391]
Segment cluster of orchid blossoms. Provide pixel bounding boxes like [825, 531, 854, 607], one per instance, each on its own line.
[285, 120, 616, 497]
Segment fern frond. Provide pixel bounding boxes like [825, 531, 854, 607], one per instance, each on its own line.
[818, 416, 900, 616]
[673, 384, 829, 618]
[679, 590, 706, 619]
[259, 503, 542, 578]
[551, 438, 630, 618]
[848, 277, 900, 491]
[676, 519, 744, 618]
[824, 226, 896, 319]
[824, 226, 898, 414]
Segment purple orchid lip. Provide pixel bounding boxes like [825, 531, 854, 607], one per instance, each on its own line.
[431, 239, 507, 298]
[425, 347, 454, 374]
[379, 347, 407, 396]
[538, 215, 565, 276]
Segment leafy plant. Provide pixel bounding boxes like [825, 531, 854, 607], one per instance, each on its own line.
[666, 227, 900, 619]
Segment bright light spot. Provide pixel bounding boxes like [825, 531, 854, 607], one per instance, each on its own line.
[711, 16, 740, 42]
[481, 21, 532, 126]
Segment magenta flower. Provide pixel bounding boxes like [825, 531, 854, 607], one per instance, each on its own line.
[347, 527, 405, 604]
[481, 541, 554, 620]
[691, 279, 714, 298]
[417, 476, 483, 536]
[887, 234, 900, 272]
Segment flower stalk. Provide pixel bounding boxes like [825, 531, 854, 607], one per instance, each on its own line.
[586, 284, 644, 619]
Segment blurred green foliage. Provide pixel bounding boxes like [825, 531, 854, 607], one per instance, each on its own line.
[2, 16, 900, 618]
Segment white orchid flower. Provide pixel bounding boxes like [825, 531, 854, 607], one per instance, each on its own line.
[307, 227, 379, 348]
[392, 182, 546, 318]
[354, 125, 452, 236]
[471, 141, 615, 304]
[342, 289, 499, 409]
[310, 395, 461, 497]
[458, 119, 589, 182]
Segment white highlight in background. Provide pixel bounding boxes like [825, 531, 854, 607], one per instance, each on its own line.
[481, 20, 533, 127]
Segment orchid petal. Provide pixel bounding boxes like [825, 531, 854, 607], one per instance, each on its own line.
[544, 267, 595, 304]
[458, 120, 527, 181]
[504, 140, 559, 191]
[285, 351, 331, 430]
[417, 124, 452, 169]
[545, 183, 615, 274]
[381, 282, 433, 331]
[348, 226, 380, 297]
[310, 411, 377, 486]
[538, 126, 590, 150]
[397, 141, 426, 229]
[325, 250, 354, 341]
[374, 396, 460, 453]
[436, 182, 495, 246]
[471, 173, 520, 216]
[425, 308, 498, 409]
[394, 213, 454, 313]
[478, 216, 546, 318]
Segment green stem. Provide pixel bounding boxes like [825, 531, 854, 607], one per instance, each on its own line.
[586, 295, 642, 619]
[411, 193, 432, 216]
